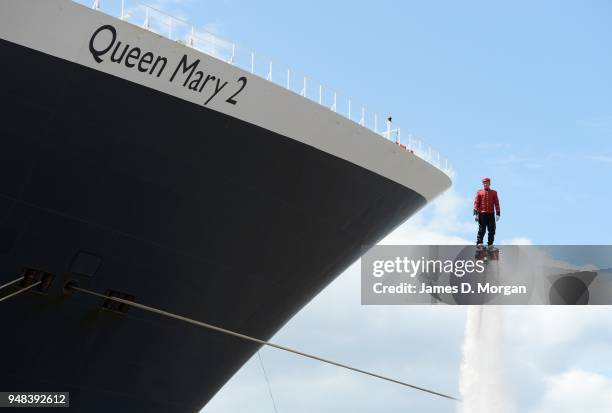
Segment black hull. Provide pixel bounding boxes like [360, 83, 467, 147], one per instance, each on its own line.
[0, 38, 426, 412]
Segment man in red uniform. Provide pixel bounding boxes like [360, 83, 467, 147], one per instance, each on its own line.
[473, 177, 500, 249]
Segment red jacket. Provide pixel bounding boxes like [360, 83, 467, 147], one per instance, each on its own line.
[474, 189, 500, 215]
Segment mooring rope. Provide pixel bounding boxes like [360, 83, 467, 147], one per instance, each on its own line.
[0, 280, 41, 303]
[68, 284, 460, 402]
[0, 276, 25, 292]
[258, 351, 280, 413]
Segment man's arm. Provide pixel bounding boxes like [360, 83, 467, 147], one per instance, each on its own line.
[494, 192, 500, 216]
[473, 192, 480, 217]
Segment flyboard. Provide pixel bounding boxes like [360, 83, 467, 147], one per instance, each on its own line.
[475, 245, 500, 262]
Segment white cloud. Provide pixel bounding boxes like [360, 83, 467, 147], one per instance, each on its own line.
[202, 22, 223, 36]
[500, 237, 533, 245]
[119, 0, 191, 36]
[507, 307, 606, 348]
[115, 0, 233, 61]
[475, 143, 510, 150]
[381, 188, 474, 245]
[532, 370, 612, 413]
[502, 306, 612, 412]
[190, 28, 233, 61]
[585, 155, 612, 164]
[489, 153, 563, 169]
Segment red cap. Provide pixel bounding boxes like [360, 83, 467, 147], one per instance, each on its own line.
[482, 177, 491, 183]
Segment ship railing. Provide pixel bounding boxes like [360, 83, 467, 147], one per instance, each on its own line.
[89, 0, 453, 177]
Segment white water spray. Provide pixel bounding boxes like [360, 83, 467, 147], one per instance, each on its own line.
[458, 306, 513, 413]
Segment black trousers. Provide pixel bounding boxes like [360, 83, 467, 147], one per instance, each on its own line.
[477, 213, 496, 245]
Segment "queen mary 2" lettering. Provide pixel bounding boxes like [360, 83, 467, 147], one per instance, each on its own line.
[88, 24, 247, 106]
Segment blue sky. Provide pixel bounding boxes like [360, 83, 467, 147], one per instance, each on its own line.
[77, 0, 612, 411]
